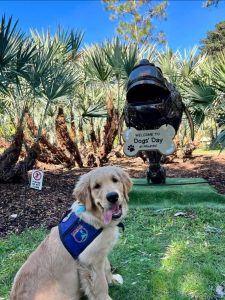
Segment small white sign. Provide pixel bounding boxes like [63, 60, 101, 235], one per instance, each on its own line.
[123, 124, 176, 156]
[30, 170, 44, 190]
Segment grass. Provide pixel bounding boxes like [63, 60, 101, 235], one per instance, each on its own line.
[193, 149, 225, 155]
[1, 209, 225, 299]
[129, 178, 225, 208]
[0, 229, 47, 299]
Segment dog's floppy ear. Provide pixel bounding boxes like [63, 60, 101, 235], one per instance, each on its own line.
[116, 168, 133, 201]
[72, 173, 93, 210]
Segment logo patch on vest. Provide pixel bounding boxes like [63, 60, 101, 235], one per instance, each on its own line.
[71, 225, 88, 243]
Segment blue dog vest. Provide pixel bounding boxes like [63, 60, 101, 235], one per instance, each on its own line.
[58, 211, 103, 259]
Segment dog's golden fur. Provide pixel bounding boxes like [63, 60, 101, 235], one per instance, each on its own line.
[10, 166, 132, 300]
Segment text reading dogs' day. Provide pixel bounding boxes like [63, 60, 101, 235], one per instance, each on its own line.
[134, 132, 163, 145]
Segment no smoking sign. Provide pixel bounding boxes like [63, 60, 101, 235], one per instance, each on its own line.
[30, 170, 44, 190]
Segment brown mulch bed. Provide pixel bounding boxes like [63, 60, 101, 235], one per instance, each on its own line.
[0, 154, 225, 237]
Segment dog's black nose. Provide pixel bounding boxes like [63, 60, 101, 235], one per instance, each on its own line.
[106, 192, 119, 203]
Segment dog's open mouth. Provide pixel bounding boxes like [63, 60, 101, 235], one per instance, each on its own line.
[103, 204, 122, 224]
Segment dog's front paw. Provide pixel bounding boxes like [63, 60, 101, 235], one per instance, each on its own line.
[112, 274, 123, 285]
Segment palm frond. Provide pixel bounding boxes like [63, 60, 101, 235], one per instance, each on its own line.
[83, 45, 112, 83]
[212, 51, 225, 92]
[190, 108, 205, 132]
[157, 46, 180, 84]
[182, 78, 217, 106]
[178, 47, 203, 78]
[41, 63, 79, 101]
[210, 130, 225, 152]
[0, 16, 24, 94]
[139, 44, 157, 64]
[104, 37, 124, 79]
[0, 16, 23, 71]
[55, 27, 84, 61]
[121, 44, 138, 78]
[82, 102, 108, 119]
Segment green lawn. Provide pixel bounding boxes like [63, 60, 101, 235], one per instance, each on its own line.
[193, 149, 225, 155]
[129, 178, 225, 208]
[1, 208, 225, 300]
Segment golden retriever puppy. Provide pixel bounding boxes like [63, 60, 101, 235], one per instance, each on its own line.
[10, 166, 132, 300]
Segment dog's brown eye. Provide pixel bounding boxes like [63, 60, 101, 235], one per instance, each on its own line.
[112, 177, 118, 183]
[94, 183, 101, 189]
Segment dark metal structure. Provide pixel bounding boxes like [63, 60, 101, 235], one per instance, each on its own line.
[124, 59, 184, 184]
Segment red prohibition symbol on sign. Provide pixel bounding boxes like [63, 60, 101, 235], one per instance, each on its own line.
[33, 171, 42, 181]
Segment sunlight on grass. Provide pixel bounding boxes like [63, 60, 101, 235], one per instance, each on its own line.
[153, 240, 213, 299]
[161, 241, 188, 272]
[180, 273, 209, 299]
[193, 148, 225, 155]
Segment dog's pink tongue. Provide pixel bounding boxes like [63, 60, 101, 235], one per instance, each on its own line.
[103, 209, 113, 224]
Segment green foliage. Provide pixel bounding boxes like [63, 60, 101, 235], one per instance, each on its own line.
[211, 130, 225, 151]
[83, 45, 112, 83]
[211, 51, 225, 91]
[55, 27, 84, 61]
[0, 16, 84, 143]
[104, 37, 139, 80]
[82, 102, 108, 119]
[0, 15, 224, 152]
[200, 21, 225, 57]
[102, 0, 168, 46]
[0, 16, 34, 96]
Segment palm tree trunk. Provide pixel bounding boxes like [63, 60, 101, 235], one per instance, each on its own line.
[0, 137, 9, 150]
[118, 114, 124, 145]
[4, 142, 41, 183]
[98, 95, 119, 165]
[0, 125, 24, 168]
[90, 118, 99, 153]
[23, 132, 58, 164]
[78, 120, 86, 147]
[69, 107, 76, 142]
[25, 111, 72, 166]
[0, 104, 43, 182]
[97, 125, 101, 145]
[55, 107, 83, 168]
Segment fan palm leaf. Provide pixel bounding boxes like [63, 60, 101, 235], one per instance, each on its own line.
[104, 37, 124, 79]
[82, 45, 112, 83]
[211, 130, 225, 152]
[178, 47, 206, 78]
[182, 78, 217, 107]
[121, 44, 138, 79]
[82, 102, 108, 119]
[211, 51, 225, 92]
[0, 16, 25, 95]
[157, 46, 180, 84]
[0, 16, 22, 71]
[41, 63, 78, 101]
[55, 28, 84, 62]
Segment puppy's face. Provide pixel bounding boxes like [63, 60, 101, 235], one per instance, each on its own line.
[73, 166, 132, 225]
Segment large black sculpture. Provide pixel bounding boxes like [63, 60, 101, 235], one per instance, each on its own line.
[124, 59, 184, 184]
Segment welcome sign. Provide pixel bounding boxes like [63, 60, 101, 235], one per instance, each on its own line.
[123, 124, 176, 156]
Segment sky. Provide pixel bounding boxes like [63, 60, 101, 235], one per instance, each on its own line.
[0, 0, 224, 51]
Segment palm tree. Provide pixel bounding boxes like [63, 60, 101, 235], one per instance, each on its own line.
[0, 16, 37, 182]
[158, 46, 224, 154]
[0, 19, 83, 182]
